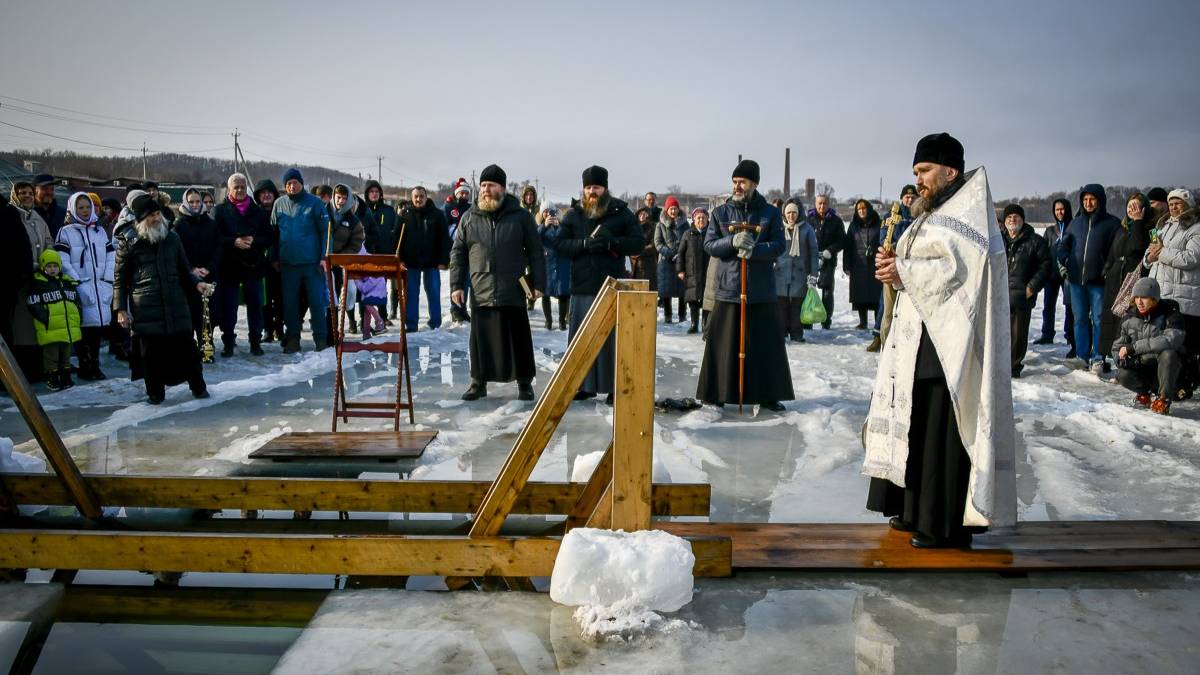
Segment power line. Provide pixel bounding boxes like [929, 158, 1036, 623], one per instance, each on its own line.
[0, 102, 227, 136]
[0, 94, 228, 131]
[0, 119, 226, 155]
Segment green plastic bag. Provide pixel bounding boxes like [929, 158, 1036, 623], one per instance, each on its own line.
[800, 286, 827, 325]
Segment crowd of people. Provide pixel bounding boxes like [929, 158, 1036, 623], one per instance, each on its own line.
[3, 156, 1197, 416]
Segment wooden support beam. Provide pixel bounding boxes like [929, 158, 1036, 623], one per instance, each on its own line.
[0, 529, 732, 578]
[1, 474, 709, 516]
[0, 336, 101, 518]
[563, 441, 614, 531]
[656, 521, 1200, 572]
[469, 279, 636, 538]
[584, 482, 613, 529]
[612, 290, 656, 531]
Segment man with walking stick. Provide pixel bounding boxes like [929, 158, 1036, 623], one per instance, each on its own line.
[696, 159, 793, 413]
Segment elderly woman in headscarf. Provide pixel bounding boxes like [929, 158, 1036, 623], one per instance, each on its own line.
[775, 200, 819, 342]
[173, 187, 223, 356]
[537, 200, 571, 330]
[54, 191, 116, 380]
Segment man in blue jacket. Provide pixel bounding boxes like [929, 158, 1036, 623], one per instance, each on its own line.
[696, 159, 793, 412]
[271, 168, 331, 353]
[1059, 184, 1120, 374]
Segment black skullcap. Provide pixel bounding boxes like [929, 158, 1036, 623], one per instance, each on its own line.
[912, 132, 965, 173]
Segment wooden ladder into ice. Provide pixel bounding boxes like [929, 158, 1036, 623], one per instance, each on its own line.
[327, 253, 414, 430]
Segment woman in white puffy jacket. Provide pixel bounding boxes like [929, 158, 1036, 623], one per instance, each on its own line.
[54, 191, 115, 380]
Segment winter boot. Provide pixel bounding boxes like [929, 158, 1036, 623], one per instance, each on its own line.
[1134, 392, 1152, 408]
[662, 302, 673, 324]
[348, 309, 358, 334]
[89, 361, 107, 380]
[517, 382, 535, 401]
[221, 341, 235, 358]
[1151, 397, 1171, 415]
[461, 381, 487, 401]
[46, 371, 64, 392]
[282, 335, 301, 354]
[60, 371, 75, 390]
[249, 342, 264, 356]
[866, 335, 882, 352]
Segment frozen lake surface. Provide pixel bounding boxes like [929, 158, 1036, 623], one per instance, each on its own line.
[2, 271, 1198, 673]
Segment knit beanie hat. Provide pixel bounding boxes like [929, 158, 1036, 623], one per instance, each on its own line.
[479, 164, 507, 187]
[1131, 277, 1161, 301]
[1167, 188, 1194, 209]
[664, 196, 680, 211]
[282, 167, 304, 186]
[732, 159, 760, 183]
[1002, 204, 1025, 221]
[1147, 187, 1169, 203]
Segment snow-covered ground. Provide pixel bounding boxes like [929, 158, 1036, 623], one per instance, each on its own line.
[3, 269, 1199, 674]
[4, 269, 1198, 523]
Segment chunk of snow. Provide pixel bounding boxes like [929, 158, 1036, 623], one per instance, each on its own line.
[570, 450, 672, 483]
[551, 528, 695, 611]
[0, 436, 44, 473]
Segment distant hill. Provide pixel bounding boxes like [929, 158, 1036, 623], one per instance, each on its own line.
[0, 148, 406, 197]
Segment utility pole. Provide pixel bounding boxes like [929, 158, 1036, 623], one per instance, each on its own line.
[471, 170, 477, 193]
[783, 147, 791, 198]
[879, 177, 883, 203]
[377, 155, 384, 185]
[141, 143, 147, 180]
[535, 177, 540, 200]
[232, 128, 240, 175]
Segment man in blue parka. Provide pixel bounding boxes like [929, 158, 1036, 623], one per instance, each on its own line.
[271, 167, 331, 353]
[696, 159, 794, 412]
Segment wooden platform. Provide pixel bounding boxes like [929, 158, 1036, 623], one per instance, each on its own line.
[248, 431, 436, 461]
[656, 521, 1200, 572]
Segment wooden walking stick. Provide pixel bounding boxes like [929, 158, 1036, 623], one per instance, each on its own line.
[729, 222, 762, 414]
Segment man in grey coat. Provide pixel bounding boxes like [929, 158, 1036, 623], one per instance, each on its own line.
[449, 164, 545, 401]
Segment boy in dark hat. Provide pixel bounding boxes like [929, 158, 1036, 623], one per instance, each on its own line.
[1113, 277, 1185, 415]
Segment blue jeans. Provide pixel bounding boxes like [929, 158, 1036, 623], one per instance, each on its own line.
[405, 267, 442, 330]
[217, 277, 264, 346]
[280, 263, 328, 342]
[1069, 282, 1104, 363]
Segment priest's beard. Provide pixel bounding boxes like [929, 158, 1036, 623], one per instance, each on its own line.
[581, 192, 609, 219]
[477, 191, 503, 213]
[731, 186, 755, 203]
[136, 217, 167, 244]
[911, 183, 947, 218]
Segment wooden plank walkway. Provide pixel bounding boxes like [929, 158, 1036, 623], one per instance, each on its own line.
[655, 521, 1200, 572]
[249, 431, 437, 461]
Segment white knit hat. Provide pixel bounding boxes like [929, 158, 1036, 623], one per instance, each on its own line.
[1167, 188, 1194, 208]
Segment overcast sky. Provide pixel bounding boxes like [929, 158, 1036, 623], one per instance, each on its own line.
[3, 0, 1198, 203]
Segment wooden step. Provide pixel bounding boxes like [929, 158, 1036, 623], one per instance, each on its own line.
[249, 431, 436, 461]
[654, 521, 1200, 572]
